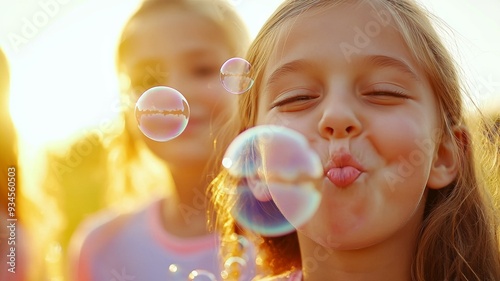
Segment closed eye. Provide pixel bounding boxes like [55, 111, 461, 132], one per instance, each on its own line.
[271, 95, 314, 108]
[363, 90, 411, 105]
[366, 91, 410, 98]
[270, 90, 319, 111]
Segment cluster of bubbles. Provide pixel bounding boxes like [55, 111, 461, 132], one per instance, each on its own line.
[167, 264, 217, 281]
[166, 235, 252, 281]
[134, 58, 253, 141]
[222, 125, 323, 237]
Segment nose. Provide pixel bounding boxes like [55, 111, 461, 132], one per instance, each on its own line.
[169, 71, 224, 102]
[318, 93, 362, 139]
[167, 70, 234, 119]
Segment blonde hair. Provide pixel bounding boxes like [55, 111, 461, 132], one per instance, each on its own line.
[210, 0, 500, 280]
[108, 0, 250, 208]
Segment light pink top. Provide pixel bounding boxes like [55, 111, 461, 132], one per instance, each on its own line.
[71, 199, 255, 281]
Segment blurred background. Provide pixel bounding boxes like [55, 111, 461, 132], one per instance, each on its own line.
[0, 0, 499, 280]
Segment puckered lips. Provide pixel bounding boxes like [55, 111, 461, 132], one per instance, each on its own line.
[325, 152, 364, 188]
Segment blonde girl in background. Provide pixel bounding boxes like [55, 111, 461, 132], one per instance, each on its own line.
[69, 0, 253, 280]
[210, 0, 500, 280]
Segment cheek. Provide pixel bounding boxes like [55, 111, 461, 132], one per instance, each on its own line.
[370, 115, 440, 202]
[371, 116, 436, 165]
[256, 107, 315, 135]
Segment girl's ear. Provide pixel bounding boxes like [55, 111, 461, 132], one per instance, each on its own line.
[427, 126, 466, 189]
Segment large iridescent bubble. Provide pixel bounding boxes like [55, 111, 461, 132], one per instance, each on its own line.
[222, 125, 323, 237]
[135, 86, 190, 142]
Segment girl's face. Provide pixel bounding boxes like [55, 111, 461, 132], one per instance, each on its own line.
[256, 2, 445, 249]
[123, 8, 236, 167]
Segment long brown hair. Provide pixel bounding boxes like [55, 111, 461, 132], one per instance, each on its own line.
[209, 0, 500, 280]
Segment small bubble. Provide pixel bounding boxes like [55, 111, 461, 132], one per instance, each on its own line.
[135, 86, 190, 142]
[169, 264, 178, 273]
[224, 256, 247, 269]
[167, 263, 183, 279]
[188, 270, 217, 281]
[220, 57, 254, 94]
[222, 256, 248, 280]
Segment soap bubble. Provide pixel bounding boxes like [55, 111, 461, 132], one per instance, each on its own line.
[135, 86, 190, 142]
[220, 57, 254, 94]
[221, 256, 249, 280]
[188, 270, 217, 281]
[167, 263, 183, 280]
[223, 125, 323, 236]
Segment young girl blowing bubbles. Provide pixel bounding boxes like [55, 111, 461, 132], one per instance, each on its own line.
[210, 0, 500, 280]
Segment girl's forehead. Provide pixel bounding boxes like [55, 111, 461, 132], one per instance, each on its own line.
[120, 10, 229, 62]
[254, 1, 434, 102]
[262, 2, 421, 75]
[126, 8, 212, 36]
[273, 2, 395, 49]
